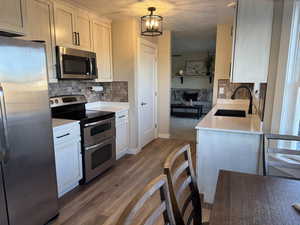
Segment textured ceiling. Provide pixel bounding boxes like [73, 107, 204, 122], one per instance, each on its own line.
[66, 0, 234, 53]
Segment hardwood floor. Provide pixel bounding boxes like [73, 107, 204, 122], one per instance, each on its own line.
[50, 138, 209, 225]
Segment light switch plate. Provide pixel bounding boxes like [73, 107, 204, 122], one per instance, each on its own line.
[219, 87, 225, 94]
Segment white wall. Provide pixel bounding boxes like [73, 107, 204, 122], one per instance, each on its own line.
[172, 76, 211, 89]
[172, 52, 209, 75]
[171, 52, 212, 89]
[112, 18, 171, 148]
[112, 18, 139, 151]
[158, 31, 172, 138]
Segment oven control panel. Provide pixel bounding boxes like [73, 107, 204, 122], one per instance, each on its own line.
[49, 95, 87, 108]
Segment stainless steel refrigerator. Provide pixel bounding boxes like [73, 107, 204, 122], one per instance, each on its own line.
[0, 37, 58, 225]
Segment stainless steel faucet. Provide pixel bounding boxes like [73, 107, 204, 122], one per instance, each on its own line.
[231, 86, 253, 114]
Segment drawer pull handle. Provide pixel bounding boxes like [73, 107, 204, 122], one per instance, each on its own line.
[56, 133, 70, 139]
[118, 115, 126, 119]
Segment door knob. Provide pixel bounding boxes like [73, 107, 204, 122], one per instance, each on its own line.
[141, 102, 147, 106]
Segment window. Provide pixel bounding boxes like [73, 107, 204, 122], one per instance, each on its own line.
[280, 0, 300, 150]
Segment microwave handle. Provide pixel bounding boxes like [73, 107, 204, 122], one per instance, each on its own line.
[89, 58, 94, 76]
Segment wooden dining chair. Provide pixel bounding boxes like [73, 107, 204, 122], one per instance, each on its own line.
[263, 133, 300, 179]
[116, 174, 176, 225]
[164, 144, 207, 225]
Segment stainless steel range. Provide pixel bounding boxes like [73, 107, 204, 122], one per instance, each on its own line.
[50, 95, 116, 183]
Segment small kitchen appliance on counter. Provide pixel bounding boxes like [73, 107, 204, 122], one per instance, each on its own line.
[50, 95, 116, 183]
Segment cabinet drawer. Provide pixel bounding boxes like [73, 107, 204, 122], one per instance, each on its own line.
[53, 122, 80, 145]
[116, 110, 129, 124]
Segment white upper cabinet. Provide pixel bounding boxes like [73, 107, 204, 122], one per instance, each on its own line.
[54, 2, 92, 51]
[76, 9, 92, 51]
[92, 19, 113, 82]
[54, 3, 76, 48]
[231, 0, 273, 83]
[215, 24, 233, 79]
[26, 0, 57, 82]
[0, 0, 27, 36]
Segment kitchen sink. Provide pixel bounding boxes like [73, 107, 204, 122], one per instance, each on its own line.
[214, 109, 246, 117]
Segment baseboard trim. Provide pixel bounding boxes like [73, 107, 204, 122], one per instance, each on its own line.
[127, 147, 141, 155]
[116, 150, 128, 160]
[158, 133, 170, 139]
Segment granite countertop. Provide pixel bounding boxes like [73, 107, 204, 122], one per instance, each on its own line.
[85, 101, 129, 113]
[195, 99, 263, 134]
[52, 119, 79, 128]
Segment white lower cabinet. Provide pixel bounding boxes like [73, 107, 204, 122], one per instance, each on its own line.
[53, 122, 82, 198]
[116, 110, 129, 159]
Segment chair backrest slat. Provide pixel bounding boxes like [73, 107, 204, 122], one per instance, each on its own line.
[164, 144, 203, 225]
[268, 147, 300, 155]
[116, 175, 176, 225]
[176, 176, 192, 200]
[181, 194, 193, 216]
[263, 133, 300, 180]
[269, 161, 300, 170]
[186, 210, 195, 225]
[172, 161, 189, 184]
[142, 201, 166, 225]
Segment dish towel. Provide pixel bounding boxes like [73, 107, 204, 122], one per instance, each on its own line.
[293, 203, 300, 212]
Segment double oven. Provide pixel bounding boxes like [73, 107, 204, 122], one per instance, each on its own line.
[50, 95, 116, 183]
[83, 115, 116, 183]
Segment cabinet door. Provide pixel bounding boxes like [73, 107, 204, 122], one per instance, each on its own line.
[231, 0, 273, 83]
[76, 9, 92, 51]
[0, 0, 27, 35]
[215, 24, 233, 79]
[54, 3, 76, 47]
[116, 119, 129, 159]
[54, 140, 82, 197]
[92, 20, 113, 82]
[26, 0, 57, 83]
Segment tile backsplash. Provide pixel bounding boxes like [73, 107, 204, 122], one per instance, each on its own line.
[217, 79, 254, 99]
[48, 81, 128, 102]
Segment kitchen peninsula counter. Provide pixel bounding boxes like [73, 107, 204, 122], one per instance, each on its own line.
[196, 99, 263, 204]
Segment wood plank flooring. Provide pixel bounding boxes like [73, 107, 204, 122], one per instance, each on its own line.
[50, 138, 208, 225]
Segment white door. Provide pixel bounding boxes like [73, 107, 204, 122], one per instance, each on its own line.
[76, 9, 92, 51]
[138, 40, 157, 148]
[26, 0, 56, 82]
[54, 3, 76, 47]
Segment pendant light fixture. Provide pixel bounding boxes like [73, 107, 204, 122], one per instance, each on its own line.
[141, 7, 163, 36]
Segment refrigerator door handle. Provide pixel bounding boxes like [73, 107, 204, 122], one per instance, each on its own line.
[0, 86, 9, 163]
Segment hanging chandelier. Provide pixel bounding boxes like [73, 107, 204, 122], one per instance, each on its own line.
[141, 7, 163, 36]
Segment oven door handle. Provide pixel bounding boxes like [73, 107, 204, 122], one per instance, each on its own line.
[84, 117, 114, 128]
[85, 139, 113, 151]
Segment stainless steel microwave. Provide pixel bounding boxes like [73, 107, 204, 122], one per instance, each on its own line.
[56, 46, 97, 80]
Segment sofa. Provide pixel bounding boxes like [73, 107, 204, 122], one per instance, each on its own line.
[171, 88, 213, 114]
